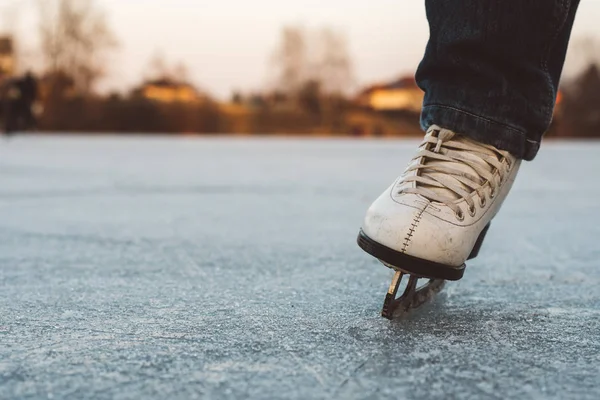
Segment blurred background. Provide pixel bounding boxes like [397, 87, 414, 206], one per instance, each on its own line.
[1, 0, 600, 137]
[2, 4, 600, 398]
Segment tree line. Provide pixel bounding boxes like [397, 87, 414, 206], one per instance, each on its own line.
[4, 0, 600, 137]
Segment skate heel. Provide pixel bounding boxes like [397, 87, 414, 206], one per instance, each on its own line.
[467, 223, 491, 260]
[357, 229, 465, 281]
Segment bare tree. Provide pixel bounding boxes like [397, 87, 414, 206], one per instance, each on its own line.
[38, 0, 117, 94]
[144, 51, 191, 83]
[0, 1, 30, 74]
[0, 1, 20, 38]
[145, 51, 170, 80]
[311, 27, 354, 95]
[560, 64, 600, 138]
[271, 25, 354, 96]
[271, 26, 309, 95]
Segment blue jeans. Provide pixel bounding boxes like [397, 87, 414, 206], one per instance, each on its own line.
[417, 0, 580, 160]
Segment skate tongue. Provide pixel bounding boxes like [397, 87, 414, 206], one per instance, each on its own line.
[421, 162, 476, 200]
[419, 135, 490, 201]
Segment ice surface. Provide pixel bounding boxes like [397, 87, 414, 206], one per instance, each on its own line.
[0, 136, 599, 399]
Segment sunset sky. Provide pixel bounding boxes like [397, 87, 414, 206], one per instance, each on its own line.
[2, 0, 600, 98]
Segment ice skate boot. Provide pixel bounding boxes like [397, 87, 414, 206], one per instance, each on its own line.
[357, 125, 520, 318]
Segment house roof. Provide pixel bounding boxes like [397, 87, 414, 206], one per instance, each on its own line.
[359, 76, 419, 96]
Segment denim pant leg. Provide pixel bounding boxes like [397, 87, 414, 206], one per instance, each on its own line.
[416, 0, 580, 160]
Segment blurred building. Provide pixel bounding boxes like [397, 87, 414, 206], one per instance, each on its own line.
[0, 36, 15, 79]
[347, 76, 424, 137]
[356, 76, 424, 113]
[134, 78, 206, 103]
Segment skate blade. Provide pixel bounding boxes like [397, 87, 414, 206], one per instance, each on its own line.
[381, 270, 445, 320]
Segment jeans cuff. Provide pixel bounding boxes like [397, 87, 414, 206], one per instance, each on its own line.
[420, 104, 540, 161]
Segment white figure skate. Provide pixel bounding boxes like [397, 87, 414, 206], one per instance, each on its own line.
[357, 125, 521, 319]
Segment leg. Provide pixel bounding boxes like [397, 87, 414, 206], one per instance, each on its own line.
[417, 0, 580, 160]
[23, 101, 36, 130]
[358, 1, 580, 318]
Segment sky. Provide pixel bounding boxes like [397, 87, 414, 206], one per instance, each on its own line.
[2, 0, 600, 99]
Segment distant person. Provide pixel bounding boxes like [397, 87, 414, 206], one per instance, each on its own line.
[17, 71, 39, 131]
[357, 1, 580, 312]
[1, 72, 38, 135]
[1, 77, 22, 135]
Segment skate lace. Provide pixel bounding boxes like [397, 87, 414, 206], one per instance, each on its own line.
[399, 125, 513, 219]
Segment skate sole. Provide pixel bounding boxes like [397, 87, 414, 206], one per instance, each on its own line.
[357, 223, 491, 281]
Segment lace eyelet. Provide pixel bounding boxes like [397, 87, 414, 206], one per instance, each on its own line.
[468, 204, 476, 217]
[455, 209, 465, 221]
[479, 196, 487, 208]
[490, 190, 497, 199]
